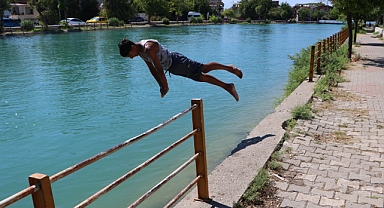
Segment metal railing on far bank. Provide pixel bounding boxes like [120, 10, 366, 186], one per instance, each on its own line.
[308, 28, 349, 82]
[0, 99, 210, 208]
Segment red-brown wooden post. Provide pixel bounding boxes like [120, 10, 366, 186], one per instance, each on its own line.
[309, 45, 315, 82]
[327, 37, 330, 53]
[191, 99, 210, 201]
[317, 42, 322, 73]
[323, 39, 326, 54]
[29, 173, 55, 208]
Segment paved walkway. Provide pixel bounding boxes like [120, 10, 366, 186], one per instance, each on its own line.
[276, 30, 384, 208]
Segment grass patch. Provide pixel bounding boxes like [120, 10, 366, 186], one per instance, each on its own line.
[237, 168, 269, 202]
[292, 104, 313, 120]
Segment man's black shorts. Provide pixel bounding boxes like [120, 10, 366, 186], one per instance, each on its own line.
[167, 52, 204, 81]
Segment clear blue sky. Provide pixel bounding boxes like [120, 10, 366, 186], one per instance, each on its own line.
[223, 0, 332, 9]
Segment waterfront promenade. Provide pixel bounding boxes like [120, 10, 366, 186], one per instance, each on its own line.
[276, 30, 384, 208]
[176, 29, 384, 207]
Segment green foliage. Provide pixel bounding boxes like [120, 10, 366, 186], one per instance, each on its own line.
[104, 0, 136, 23]
[222, 8, 235, 18]
[292, 104, 313, 120]
[230, 18, 238, 24]
[189, 17, 197, 23]
[162, 17, 170, 25]
[246, 17, 252, 23]
[209, 15, 223, 24]
[314, 45, 349, 100]
[283, 46, 312, 98]
[21, 20, 35, 31]
[196, 16, 203, 23]
[108, 17, 120, 26]
[241, 168, 269, 201]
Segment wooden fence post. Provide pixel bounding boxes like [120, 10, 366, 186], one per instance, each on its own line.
[191, 99, 210, 201]
[309, 45, 315, 82]
[28, 173, 55, 208]
[317, 42, 322, 73]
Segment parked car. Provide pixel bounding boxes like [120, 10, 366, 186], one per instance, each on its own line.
[86, 16, 108, 24]
[60, 18, 86, 26]
[2, 18, 20, 27]
[128, 17, 145, 23]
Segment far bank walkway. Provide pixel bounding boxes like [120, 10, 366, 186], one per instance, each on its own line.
[277, 31, 384, 208]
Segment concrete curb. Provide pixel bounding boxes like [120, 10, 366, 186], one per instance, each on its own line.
[175, 75, 319, 207]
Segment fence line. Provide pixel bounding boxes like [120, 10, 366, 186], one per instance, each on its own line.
[0, 99, 210, 208]
[309, 28, 349, 82]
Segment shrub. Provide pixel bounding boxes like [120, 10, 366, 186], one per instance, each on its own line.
[209, 15, 223, 24]
[108, 17, 120, 26]
[119, 20, 124, 26]
[246, 17, 252, 23]
[230, 18, 238, 24]
[196, 16, 203, 23]
[21, 20, 35, 31]
[292, 104, 313, 120]
[190, 17, 197, 23]
[162, 17, 170, 25]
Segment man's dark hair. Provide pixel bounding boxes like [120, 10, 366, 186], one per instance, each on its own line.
[118, 38, 135, 57]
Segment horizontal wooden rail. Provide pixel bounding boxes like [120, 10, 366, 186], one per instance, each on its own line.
[0, 185, 37, 208]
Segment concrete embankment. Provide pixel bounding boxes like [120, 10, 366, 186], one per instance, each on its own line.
[175, 74, 319, 207]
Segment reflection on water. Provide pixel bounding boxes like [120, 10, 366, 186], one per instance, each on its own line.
[0, 23, 343, 207]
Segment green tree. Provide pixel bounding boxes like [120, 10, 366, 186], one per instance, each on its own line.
[29, 0, 58, 28]
[138, 0, 168, 23]
[297, 7, 310, 21]
[239, 0, 258, 19]
[104, 0, 136, 22]
[331, 0, 384, 58]
[79, 0, 100, 21]
[193, 0, 210, 18]
[222, 8, 235, 18]
[311, 8, 325, 21]
[280, 2, 293, 20]
[169, 0, 189, 22]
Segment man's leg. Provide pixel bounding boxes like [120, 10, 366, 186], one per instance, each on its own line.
[198, 74, 239, 101]
[201, 62, 243, 79]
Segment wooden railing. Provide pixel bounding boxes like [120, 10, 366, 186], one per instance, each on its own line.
[0, 99, 210, 208]
[309, 28, 349, 82]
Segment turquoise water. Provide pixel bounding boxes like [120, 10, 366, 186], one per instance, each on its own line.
[0, 23, 343, 207]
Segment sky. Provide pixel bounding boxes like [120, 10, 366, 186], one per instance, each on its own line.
[222, 0, 332, 8]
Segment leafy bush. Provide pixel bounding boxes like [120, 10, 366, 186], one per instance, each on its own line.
[162, 17, 170, 25]
[209, 15, 223, 24]
[189, 17, 197, 23]
[108, 17, 120, 26]
[246, 17, 252, 23]
[21, 20, 35, 31]
[119, 20, 124, 26]
[230, 18, 238, 24]
[196, 16, 203, 23]
[292, 104, 313, 120]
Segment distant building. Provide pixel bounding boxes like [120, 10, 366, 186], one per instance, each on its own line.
[3, 0, 39, 23]
[293, 3, 332, 20]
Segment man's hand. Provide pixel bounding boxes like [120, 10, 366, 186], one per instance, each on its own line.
[160, 86, 169, 98]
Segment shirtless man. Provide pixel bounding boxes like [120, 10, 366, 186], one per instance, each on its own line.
[118, 38, 243, 101]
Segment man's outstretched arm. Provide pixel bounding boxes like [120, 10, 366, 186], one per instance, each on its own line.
[144, 42, 169, 97]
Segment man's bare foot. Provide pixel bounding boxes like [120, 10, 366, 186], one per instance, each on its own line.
[226, 83, 239, 101]
[229, 64, 243, 79]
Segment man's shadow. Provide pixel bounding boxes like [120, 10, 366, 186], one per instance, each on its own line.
[362, 57, 384, 68]
[230, 134, 274, 155]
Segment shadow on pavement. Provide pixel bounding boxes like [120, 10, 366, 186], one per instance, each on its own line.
[230, 134, 274, 155]
[207, 200, 232, 208]
[360, 42, 384, 47]
[363, 57, 384, 68]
